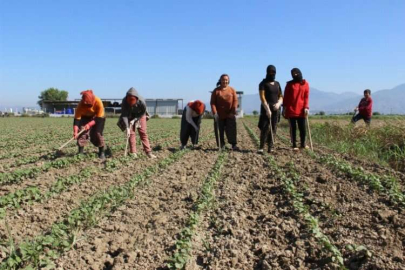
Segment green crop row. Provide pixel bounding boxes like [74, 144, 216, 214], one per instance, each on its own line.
[167, 151, 228, 269]
[243, 122, 346, 269]
[0, 148, 190, 269]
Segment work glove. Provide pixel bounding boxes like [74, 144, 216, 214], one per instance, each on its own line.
[126, 127, 131, 138]
[264, 104, 271, 119]
[73, 126, 79, 139]
[273, 101, 282, 111]
[304, 109, 309, 116]
[129, 119, 136, 126]
[83, 120, 96, 131]
[135, 121, 141, 130]
[214, 113, 219, 122]
[194, 126, 199, 132]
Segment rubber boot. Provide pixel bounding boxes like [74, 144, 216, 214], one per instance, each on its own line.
[78, 146, 84, 155]
[98, 147, 105, 159]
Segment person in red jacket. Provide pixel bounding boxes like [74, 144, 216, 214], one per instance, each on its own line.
[351, 89, 373, 126]
[282, 68, 310, 150]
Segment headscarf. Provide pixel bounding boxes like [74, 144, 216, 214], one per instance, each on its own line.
[188, 100, 205, 115]
[266, 65, 276, 82]
[291, 68, 303, 82]
[80, 90, 95, 106]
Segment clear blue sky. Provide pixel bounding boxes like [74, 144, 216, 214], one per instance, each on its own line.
[1, 0, 404, 108]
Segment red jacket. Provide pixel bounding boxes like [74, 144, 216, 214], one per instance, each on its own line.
[358, 97, 373, 118]
[283, 80, 309, 118]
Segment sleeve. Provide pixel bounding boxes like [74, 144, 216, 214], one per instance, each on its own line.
[303, 83, 309, 109]
[94, 99, 105, 118]
[232, 88, 238, 112]
[283, 83, 291, 107]
[74, 102, 83, 121]
[259, 90, 267, 104]
[366, 98, 373, 111]
[120, 98, 129, 128]
[210, 90, 217, 115]
[185, 106, 198, 130]
[277, 82, 283, 99]
[259, 81, 264, 91]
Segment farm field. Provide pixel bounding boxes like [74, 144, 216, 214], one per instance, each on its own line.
[0, 117, 404, 269]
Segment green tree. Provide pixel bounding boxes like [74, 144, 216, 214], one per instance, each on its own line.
[38, 88, 68, 107]
[252, 110, 258, 116]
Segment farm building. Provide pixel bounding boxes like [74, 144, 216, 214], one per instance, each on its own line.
[41, 98, 183, 117]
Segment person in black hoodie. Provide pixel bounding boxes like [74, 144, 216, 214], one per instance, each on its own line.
[257, 65, 283, 153]
[118, 87, 156, 158]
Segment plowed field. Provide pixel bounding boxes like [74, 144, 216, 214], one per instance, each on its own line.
[0, 117, 404, 270]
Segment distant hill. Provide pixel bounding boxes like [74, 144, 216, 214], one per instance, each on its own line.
[241, 83, 405, 115]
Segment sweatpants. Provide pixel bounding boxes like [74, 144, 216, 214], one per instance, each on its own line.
[180, 110, 201, 146]
[129, 115, 151, 154]
[289, 117, 306, 148]
[214, 117, 237, 147]
[259, 111, 279, 150]
[77, 117, 105, 147]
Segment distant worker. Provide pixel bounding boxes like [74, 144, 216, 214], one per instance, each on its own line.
[351, 89, 373, 127]
[210, 74, 239, 150]
[258, 65, 283, 153]
[73, 90, 106, 159]
[180, 100, 205, 150]
[283, 68, 310, 151]
[117, 87, 156, 158]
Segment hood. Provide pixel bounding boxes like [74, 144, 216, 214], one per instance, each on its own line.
[126, 87, 140, 99]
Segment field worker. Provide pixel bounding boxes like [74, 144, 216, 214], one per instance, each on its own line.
[73, 90, 106, 159]
[258, 65, 283, 153]
[210, 74, 239, 151]
[180, 100, 205, 150]
[351, 89, 373, 127]
[283, 68, 310, 151]
[117, 87, 156, 158]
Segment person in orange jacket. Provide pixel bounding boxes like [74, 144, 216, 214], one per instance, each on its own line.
[283, 68, 310, 150]
[73, 90, 106, 159]
[210, 74, 239, 150]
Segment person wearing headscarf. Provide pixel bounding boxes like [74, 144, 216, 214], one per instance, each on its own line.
[257, 65, 283, 153]
[283, 68, 310, 150]
[210, 74, 239, 150]
[180, 100, 205, 149]
[351, 89, 373, 126]
[117, 87, 156, 158]
[73, 90, 106, 158]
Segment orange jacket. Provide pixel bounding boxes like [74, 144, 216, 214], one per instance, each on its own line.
[74, 97, 105, 119]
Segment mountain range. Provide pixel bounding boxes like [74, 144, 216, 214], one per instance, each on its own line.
[241, 83, 405, 115]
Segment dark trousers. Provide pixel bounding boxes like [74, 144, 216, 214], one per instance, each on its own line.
[180, 111, 201, 146]
[259, 111, 278, 150]
[289, 118, 306, 148]
[77, 117, 105, 147]
[214, 117, 237, 147]
[351, 113, 371, 126]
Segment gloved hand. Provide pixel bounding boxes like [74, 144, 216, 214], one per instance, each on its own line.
[135, 121, 141, 130]
[214, 113, 219, 122]
[126, 127, 131, 138]
[129, 119, 136, 126]
[273, 101, 282, 111]
[304, 109, 309, 116]
[83, 120, 96, 131]
[194, 126, 199, 132]
[264, 104, 271, 119]
[73, 126, 79, 139]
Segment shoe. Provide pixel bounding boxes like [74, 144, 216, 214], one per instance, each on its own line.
[98, 147, 105, 159]
[257, 149, 264, 154]
[78, 146, 84, 154]
[300, 145, 310, 149]
[268, 148, 274, 153]
[147, 152, 157, 159]
[232, 145, 240, 151]
[129, 153, 138, 158]
[293, 147, 299, 151]
[180, 145, 186, 150]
